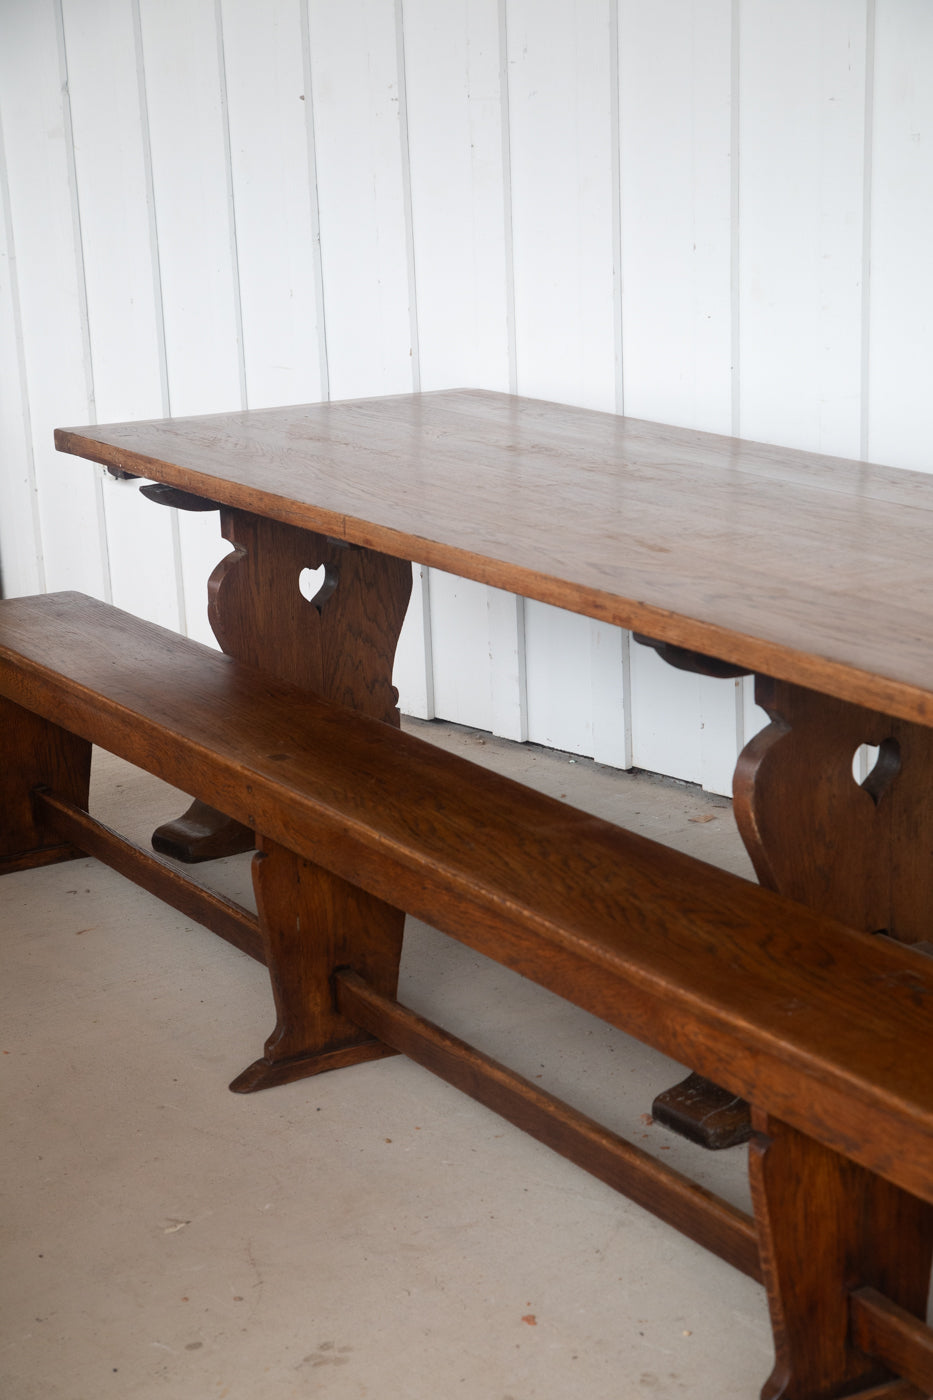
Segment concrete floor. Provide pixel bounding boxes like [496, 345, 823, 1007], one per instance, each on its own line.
[1, 720, 776, 1400]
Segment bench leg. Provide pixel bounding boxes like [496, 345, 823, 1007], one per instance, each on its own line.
[0, 696, 92, 875]
[750, 1110, 933, 1400]
[229, 837, 405, 1093]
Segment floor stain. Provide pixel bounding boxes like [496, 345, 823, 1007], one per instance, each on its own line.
[301, 1341, 354, 1369]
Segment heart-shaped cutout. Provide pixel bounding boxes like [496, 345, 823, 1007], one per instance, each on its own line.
[853, 738, 901, 806]
[298, 563, 338, 611]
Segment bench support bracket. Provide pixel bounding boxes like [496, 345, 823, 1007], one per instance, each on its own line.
[230, 839, 405, 1093]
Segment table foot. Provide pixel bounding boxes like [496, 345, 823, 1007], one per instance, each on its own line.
[651, 1072, 751, 1149]
[151, 798, 254, 863]
[230, 1039, 398, 1094]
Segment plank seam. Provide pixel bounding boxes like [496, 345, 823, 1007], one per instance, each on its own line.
[54, 0, 111, 602]
[609, 0, 624, 417]
[730, 0, 741, 440]
[394, 0, 421, 394]
[130, 0, 186, 633]
[214, 0, 249, 412]
[299, 0, 331, 403]
[860, 0, 877, 463]
[497, 0, 518, 395]
[0, 101, 45, 595]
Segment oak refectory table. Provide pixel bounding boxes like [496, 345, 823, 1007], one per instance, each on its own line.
[2, 389, 933, 1399]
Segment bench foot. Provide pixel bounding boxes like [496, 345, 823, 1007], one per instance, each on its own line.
[230, 1039, 398, 1093]
[151, 798, 254, 863]
[243, 837, 405, 1091]
[651, 1072, 751, 1149]
[751, 1110, 933, 1400]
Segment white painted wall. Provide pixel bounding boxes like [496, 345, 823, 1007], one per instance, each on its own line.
[1, 0, 930, 794]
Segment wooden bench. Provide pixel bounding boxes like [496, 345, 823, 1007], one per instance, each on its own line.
[3, 588, 933, 1399]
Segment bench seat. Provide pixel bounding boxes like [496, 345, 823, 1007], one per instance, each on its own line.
[0, 590, 931, 1210]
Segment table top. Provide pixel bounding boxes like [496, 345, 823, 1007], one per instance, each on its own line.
[56, 389, 933, 727]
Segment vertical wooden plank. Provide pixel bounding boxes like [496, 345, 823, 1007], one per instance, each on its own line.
[506, 0, 628, 762]
[738, 0, 868, 456]
[137, 0, 245, 641]
[523, 601, 597, 759]
[525, 607, 632, 766]
[60, 0, 181, 630]
[867, 0, 933, 474]
[487, 588, 528, 742]
[0, 0, 106, 598]
[0, 104, 44, 598]
[401, 0, 517, 732]
[619, 0, 738, 792]
[137, 0, 242, 417]
[629, 646, 703, 787]
[393, 563, 434, 719]
[507, 0, 616, 412]
[699, 676, 745, 797]
[401, 0, 510, 392]
[307, 0, 415, 400]
[429, 571, 494, 733]
[590, 620, 631, 770]
[61, 0, 164, 425]
[219, 0, 326, 409]
[619, 0, 733, 433]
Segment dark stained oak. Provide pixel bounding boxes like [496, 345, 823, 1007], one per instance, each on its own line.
[841, 1387, 928, 1400]
[665, 669, 933, 1152]
[851, 1287, 933, 1396]
[56, 389, 933, 727]
[153, 507, 412, 863]
[0, 693, 91, 874]
[231, 837, 404, 1092]
[650, 1071, 752, 1150]
[840, 1385, 928, 1400]
[749, 1111, 933, 1399]
[735, 676, 933, 944]
[4, 592, 933, 1210]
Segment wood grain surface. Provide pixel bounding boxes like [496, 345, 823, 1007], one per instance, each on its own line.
[4, 591, 933, 1207]
[56, 390, 933, 726]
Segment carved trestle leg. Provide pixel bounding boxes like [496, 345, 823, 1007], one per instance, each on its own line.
[734, 676, 933, 942]
[750, 1111, 933, 1400]
[152, 506, 412, 862]
[230, 838, 406, 1093]
[0, 695, 92, 875]
[146, 507, 414, 1090]
[654, 665, 933, 1148]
